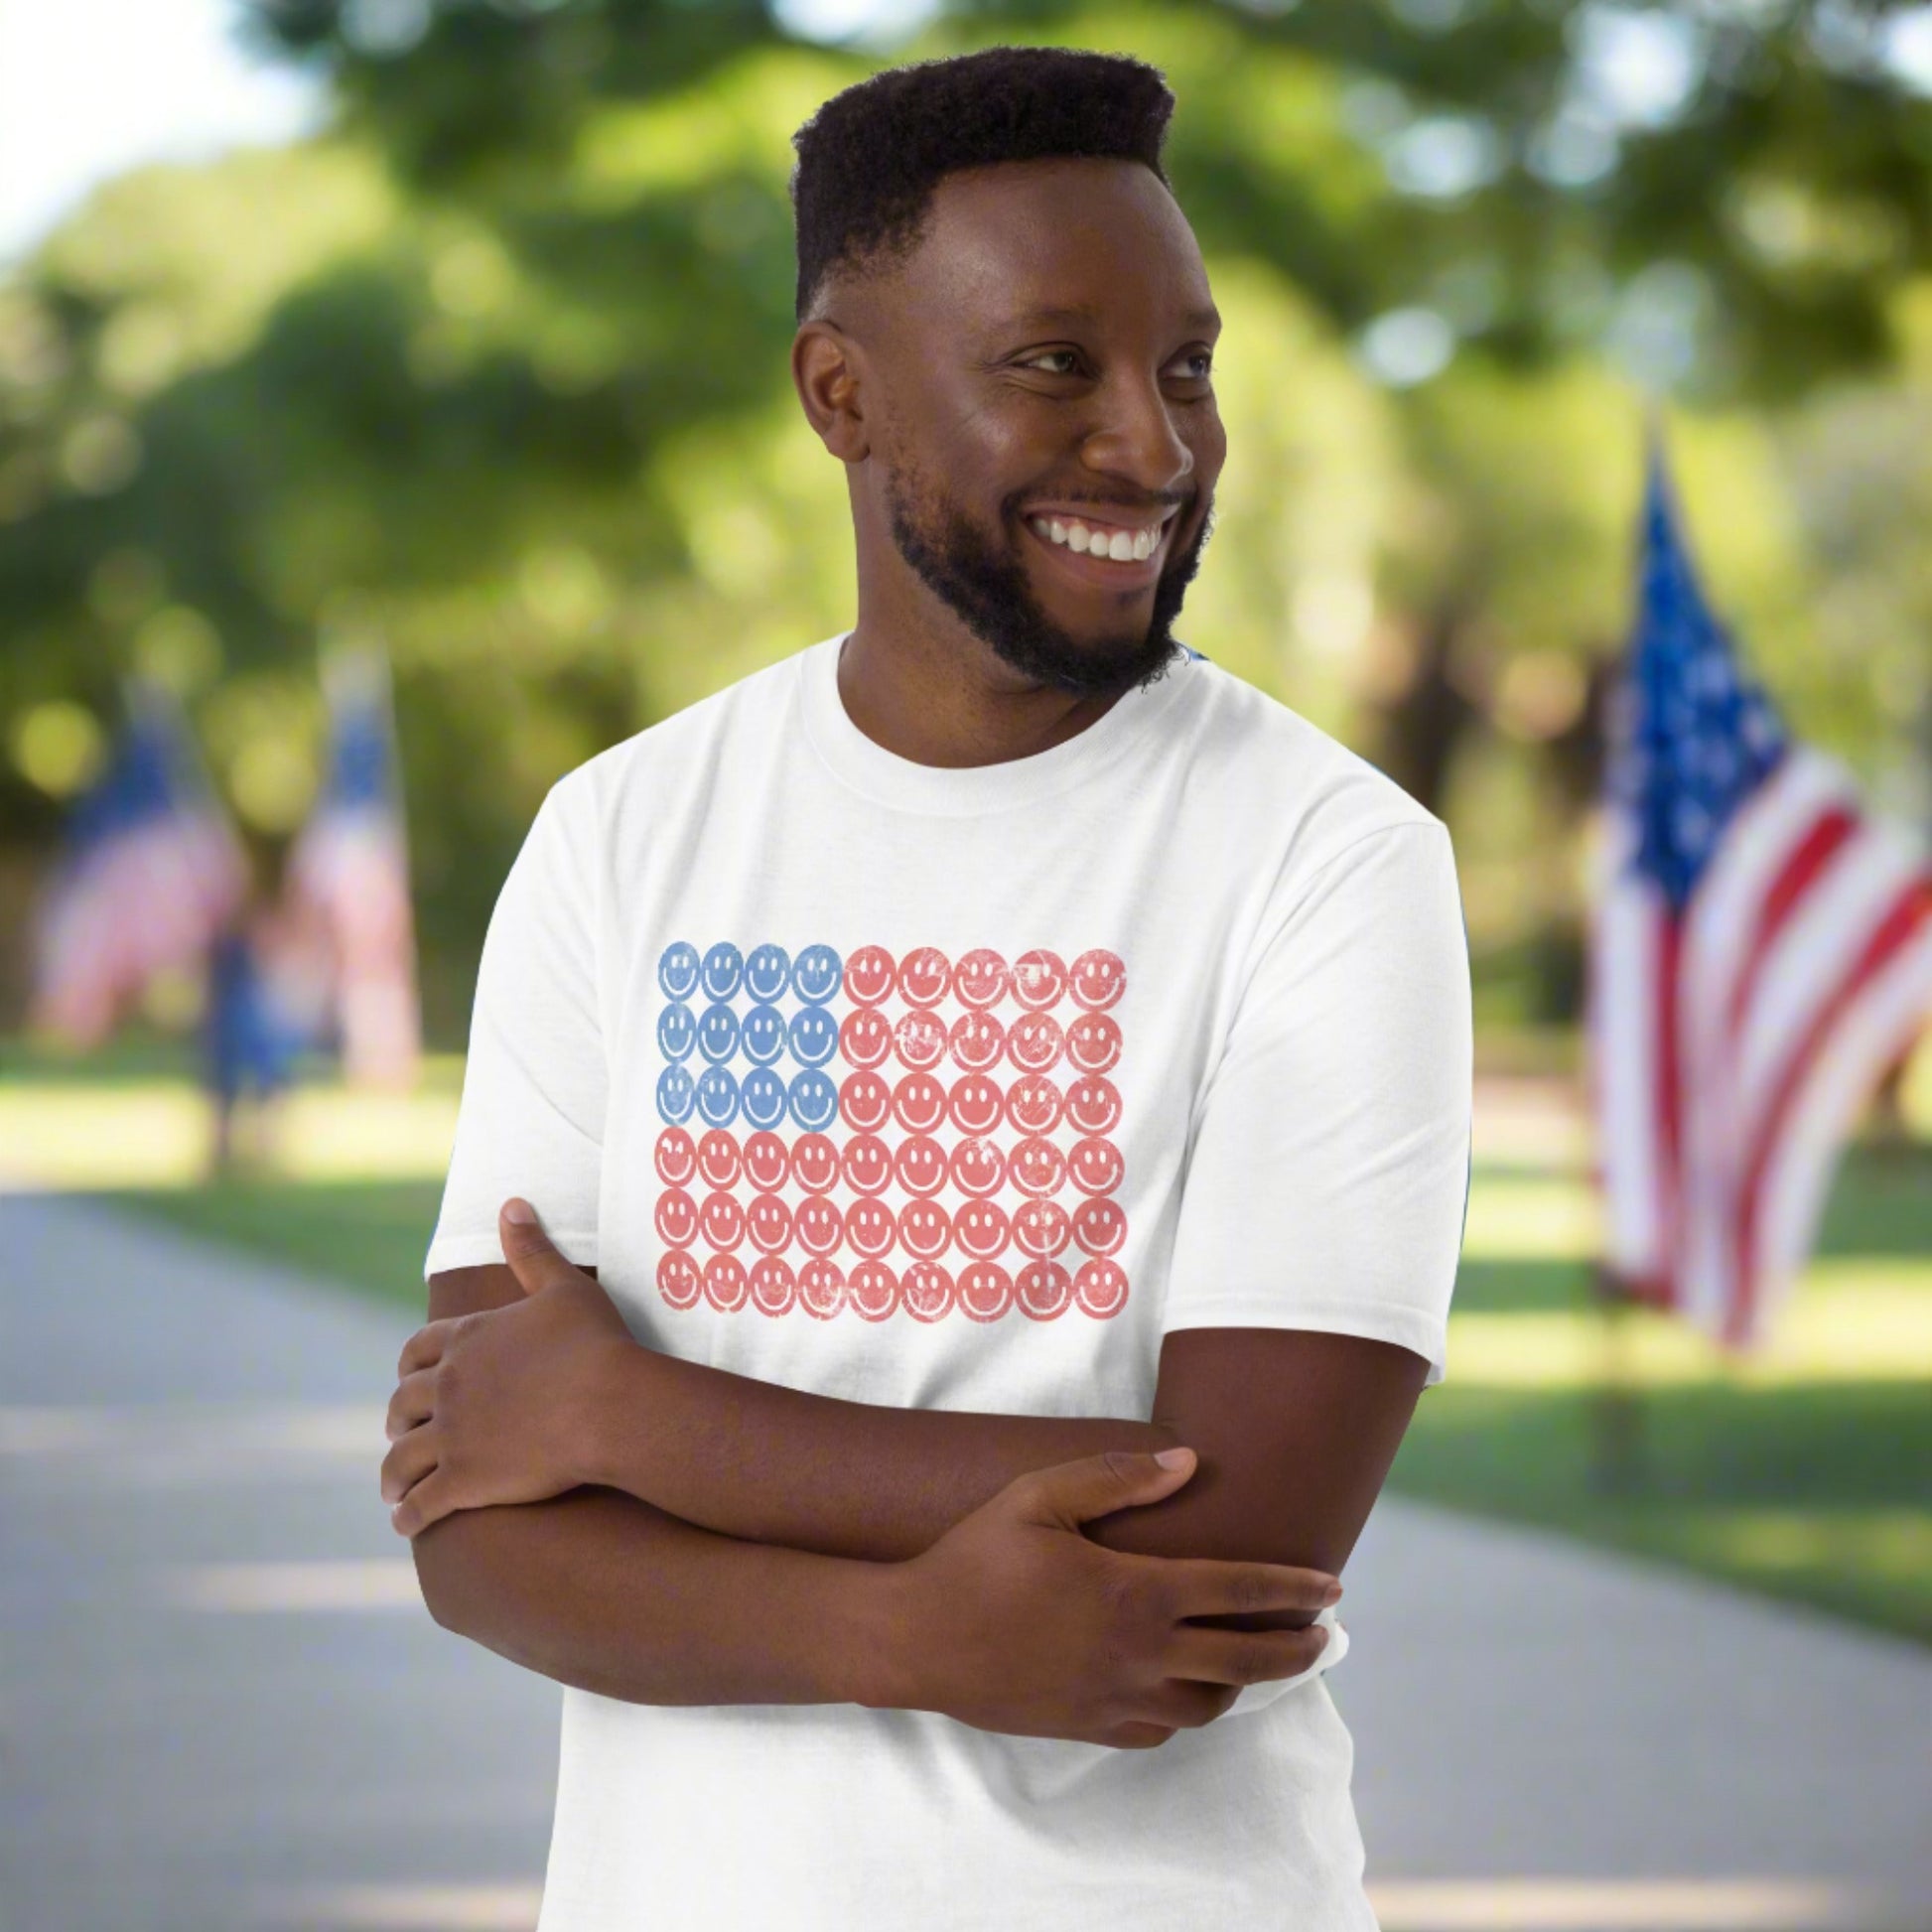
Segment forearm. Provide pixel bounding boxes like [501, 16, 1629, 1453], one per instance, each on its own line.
[413, 1481, 904, 1707]
[592, 1345, 1178, 1564]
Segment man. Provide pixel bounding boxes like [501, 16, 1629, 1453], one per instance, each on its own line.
[381, 45, 1471, 1930]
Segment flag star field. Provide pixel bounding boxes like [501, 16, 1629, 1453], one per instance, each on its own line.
[652, 941, 1129, 1324]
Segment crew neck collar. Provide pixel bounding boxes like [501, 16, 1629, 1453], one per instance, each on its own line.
[797, 629, 1196, 818]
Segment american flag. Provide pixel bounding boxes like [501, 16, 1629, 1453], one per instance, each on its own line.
[1587, 442, 1932, 1348]
[30, 681, 248, 1049]
[284, 646, 420, 1088]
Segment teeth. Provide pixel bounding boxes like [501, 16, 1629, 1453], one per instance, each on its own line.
[1030, 513, 1164, 563]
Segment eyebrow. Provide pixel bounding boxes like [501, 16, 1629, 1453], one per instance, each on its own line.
[999, 303, 1222, 334]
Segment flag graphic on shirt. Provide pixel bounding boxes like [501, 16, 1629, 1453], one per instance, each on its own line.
[652, 942, 1128, 1323]
[1587, 443, 1932, 1347]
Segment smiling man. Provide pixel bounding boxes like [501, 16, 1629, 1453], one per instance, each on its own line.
[385, 45, 1471, 1932]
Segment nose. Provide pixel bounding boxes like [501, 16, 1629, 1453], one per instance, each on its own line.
[1078, 364, 1193, 501]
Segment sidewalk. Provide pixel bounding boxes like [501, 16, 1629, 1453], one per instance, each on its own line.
[3, 1193, 1927, 1931]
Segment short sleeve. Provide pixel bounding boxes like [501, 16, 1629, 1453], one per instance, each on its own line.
[423, 775, 607, 1279]
[1162, 821, 1471, 1387]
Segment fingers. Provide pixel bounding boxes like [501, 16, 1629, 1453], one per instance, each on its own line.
[389, 1466, 457, 1539]
[397, 1320, 455, 1377]
[1152, 1555, 1340, 1622]
[380, 1424, 437, 1508]
[498, 1198, 580, 1297]
[385, 1368, 436, 1442]
[1014, 1446, 1197, 1530]
[1162, 1619, 1330, 1691]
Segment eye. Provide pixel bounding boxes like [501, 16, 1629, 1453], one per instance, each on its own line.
[1173, 349, 1214, 381]
[1019, 347, 1083, 375]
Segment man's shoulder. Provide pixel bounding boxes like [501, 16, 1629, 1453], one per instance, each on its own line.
[1177, 649, 1446, 866]
[544, 640, 817, 827]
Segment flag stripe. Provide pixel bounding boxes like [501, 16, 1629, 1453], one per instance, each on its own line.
[1730, 875, 1932, 1342]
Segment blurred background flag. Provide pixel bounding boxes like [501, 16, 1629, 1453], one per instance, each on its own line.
[28, 677, 248, 1050]
[283, 643, 420, 1090]
[1587, 433, 1932, 1350]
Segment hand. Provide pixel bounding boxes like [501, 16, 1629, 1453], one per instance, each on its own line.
[380, 1199, 637, 1537]
[879, 1448, 1339, 1749]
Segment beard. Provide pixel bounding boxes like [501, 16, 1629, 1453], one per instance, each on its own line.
[881, 456, 1213, 701]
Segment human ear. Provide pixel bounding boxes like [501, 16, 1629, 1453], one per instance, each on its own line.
[791, 321, 870, 464]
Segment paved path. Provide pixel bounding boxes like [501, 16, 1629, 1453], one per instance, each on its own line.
[3, 1194, 1927, 1932]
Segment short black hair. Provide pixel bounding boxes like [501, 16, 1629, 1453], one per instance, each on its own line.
[789, 46, 1175, 324]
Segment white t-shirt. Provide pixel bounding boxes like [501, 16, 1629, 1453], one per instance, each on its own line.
[427, 629, 1472, 1931]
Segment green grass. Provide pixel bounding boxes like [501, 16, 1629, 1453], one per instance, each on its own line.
[102, 1143, 1932, 1646]
[113, 1177, 446, 1311]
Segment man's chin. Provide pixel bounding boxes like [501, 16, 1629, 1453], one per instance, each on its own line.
[984, 621, 1181, 701]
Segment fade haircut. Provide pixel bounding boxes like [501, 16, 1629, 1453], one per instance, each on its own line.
[788, 46, 1175, 324]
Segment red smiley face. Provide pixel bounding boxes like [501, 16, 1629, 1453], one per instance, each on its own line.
[893, 1009, 948, 1071]
[1008, 1137, 1066, 1198]
[743, 1130, 790, 1191]
[1064, 1011, 1121, 1076]
[1016, 1260, 1073, 1321]
[654, 1127, 697, 1187]
[1071, 1196, 1127, 1258]
[1005, 1012, 1063, 1073]
[656, 1247, 701, 1310]
[839, 1006, 893, 1070]
[948, 1135, 1006, 1197]
[1012, 1197, 1071, 1261]
[952, 948, 1010, 1010]
[1005, 1073, 1064, 1135]
[840, 1133, 893, 1195]
[896, 946, 952, 1008]
[791, 1132, 840, 1192]
[798, 1257, 846, 1318]
[654, 1186, 697, 1246]
[839, 1070, 893, 1133]
[1074, 1258, 1129, 1318]
[957, 1261, 1014, 1322]
[947, 1073, 1005, 1136]
[699, 1190, 746, 1253]
[894, 1134, 947, 1197]
[952, 1197, 1011, 1261]
[1069, 948, 1126, 1012]
[893, 1071, 947, 1134]
[844, 1196, 897, 1259]
[1068, 1136, 1125, 1195]
[698, 1129, 742, 1190]
[844, 944, 897, 1004]
[702, 1253, 749, 1312]
[1010, 949, 1068, 1012]
[848, 1260, 899, 1322]
[1064, 1074, 1122, 1136]
[900, 1261, 955, 1322]
[947, 1009, 1006, 1072]
[747, 1192, 792, 1256]
[749, 1255, 795, 1316]
[794, 1196, 844, 1258]
[897, 1197, 951, 1260]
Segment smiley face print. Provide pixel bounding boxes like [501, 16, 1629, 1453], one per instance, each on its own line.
[652, 938, 1129, 1322]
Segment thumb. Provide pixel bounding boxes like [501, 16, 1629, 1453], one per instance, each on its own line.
[498, 1198, 578, 1296]
[1017, 1445, 1196, 1531]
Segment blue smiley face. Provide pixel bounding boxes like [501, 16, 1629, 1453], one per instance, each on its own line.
[700, 942, 743, 1003]
[788, 1068, 839, 1133]
[740, 1066, 788, 1131]
[787, 1007, 838, 1068]
[695, 1064, 740, 1128]
[657, 941, 700, 1001]
[790, 944, 842, 1004]
[741, 1004, 786, 1067]
[745, 944, 791, 1003]
[656, 1003, 696, 1062]
[656, 1062, 696, 1125]
[697, 1003, 741, 1065]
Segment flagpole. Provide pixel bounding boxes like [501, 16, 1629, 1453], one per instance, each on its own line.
[1587, 1260, 1644, 1497]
